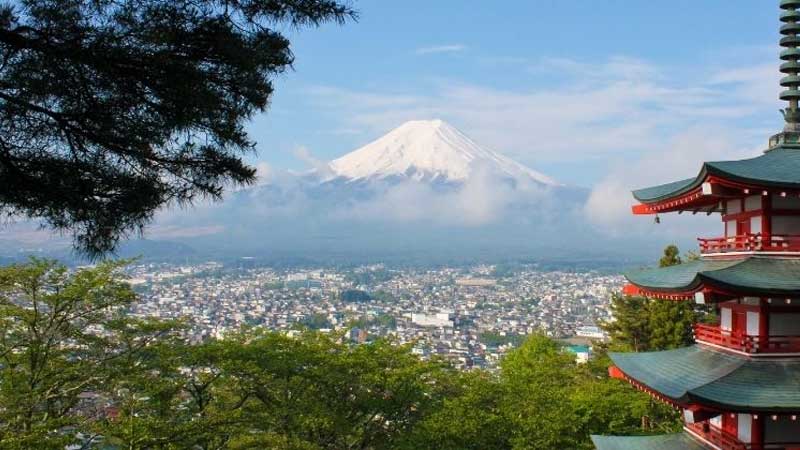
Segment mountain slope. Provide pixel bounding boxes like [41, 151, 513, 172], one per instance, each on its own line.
[328, 120, 558, 185]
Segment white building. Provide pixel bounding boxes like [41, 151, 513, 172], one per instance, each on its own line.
[411, 312, 453, 328]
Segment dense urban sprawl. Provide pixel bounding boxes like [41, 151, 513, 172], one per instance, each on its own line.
[126, 262, 619, 369]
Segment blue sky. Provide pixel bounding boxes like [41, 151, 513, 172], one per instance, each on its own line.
[246, 1, 782, 188]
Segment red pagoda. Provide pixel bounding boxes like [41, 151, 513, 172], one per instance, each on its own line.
[592, 2, 800, 449]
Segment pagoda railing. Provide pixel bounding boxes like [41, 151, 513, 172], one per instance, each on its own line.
[694, 323, 800, 354]
[686, 421, 748, 450]
[698, 233, 800, 254]
[686, 420, 800, 450]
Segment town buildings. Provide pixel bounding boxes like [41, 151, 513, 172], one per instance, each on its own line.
[125, 263, 616, 369]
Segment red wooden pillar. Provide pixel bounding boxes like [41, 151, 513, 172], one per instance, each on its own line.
[762, 193, 772, 243]
[751, 414, 764, 449]
[759, 298, 770, 350]
[722, 413, 738, 437]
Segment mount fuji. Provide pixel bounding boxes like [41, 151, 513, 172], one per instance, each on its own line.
[326, 119, 558, 186]
[1, 120, 666, 264]
[134, 119, 611, 262]
[13, 119, 659, 264]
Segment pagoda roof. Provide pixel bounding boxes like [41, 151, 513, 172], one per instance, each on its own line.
[624, 257, 800, 297]
[610, 345, 800, 412]
[632, 147, 800, 204]
[591, 433, 707, 450]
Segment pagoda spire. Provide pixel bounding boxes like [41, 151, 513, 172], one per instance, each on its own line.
[780, 0, 800, 130]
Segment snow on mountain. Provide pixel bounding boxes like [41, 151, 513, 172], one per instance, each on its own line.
[328, 120, 558, 186]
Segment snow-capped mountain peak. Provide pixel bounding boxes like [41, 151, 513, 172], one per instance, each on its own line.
[328, 120, 558, 185]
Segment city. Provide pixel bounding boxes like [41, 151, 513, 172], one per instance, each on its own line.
[125, 262, 617, 369]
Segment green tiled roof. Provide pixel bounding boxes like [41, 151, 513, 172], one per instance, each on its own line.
[632, 178, 696, 203]
[624, 257, 800, 295]
[591, 433, 708, 450]
[632, 147, 800, 203]
[610, 345, 800, 412]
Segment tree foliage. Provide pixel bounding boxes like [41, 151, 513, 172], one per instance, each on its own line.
[340, 289, 372, 303]
[0, 258, 181, 448]
[0, 259, 681, 449]
[602, 293, 695, 352]
[602, 293, 650, 352]
[659, 245, 682, 267]
[602, 245, 698, 352]
[0, 0, 355, 256]
[646, 300, 695, 350]
[406, 336, 680, 450]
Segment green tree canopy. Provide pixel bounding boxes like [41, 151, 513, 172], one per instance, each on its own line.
[0, 258, 182, 448]
[603, 293, 652, 352]
[340, 289, 372, 303]
[659, 245, 682, 267]
[0, 259, 681, 449]
[0, 0, 355, 256]
[406, 335, 681, 450]
[602, 245, 696, 352]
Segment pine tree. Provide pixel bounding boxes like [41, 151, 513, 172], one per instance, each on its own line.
[602, 245, 696, 351]
[603, 294, 652, 352]
[0, 0, 355, 257]
[647, 300, 695, 350]
[659, 244, 682, 267]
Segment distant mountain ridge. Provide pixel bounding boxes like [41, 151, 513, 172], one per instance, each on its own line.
[5, 120, 659, 263]
[327, 120, 558, 186]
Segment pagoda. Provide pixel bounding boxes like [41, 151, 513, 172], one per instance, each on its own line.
[592, 2, 800, 449]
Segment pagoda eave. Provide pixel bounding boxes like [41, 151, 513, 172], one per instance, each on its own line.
[623, 257, 800, 300]
[591, 433, 709, 450]
[632, 149, 800, 215]
[609, 346, 800, 413]
[613, 361, 800, 414]
[609, 365, 686, 408]
[622, 283, 698, 301]
[632, 188, 720, 215]
[624, 281, 797, 303]
[631, 175, 800, 216]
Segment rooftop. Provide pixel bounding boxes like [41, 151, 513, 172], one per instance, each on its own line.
[633, 147, 800, 204]
[610, 345, 800, 412]
[624, 257, 800, 297]
[591, 433, 707, 450]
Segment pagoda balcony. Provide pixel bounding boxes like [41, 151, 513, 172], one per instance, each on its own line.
[698, 233, 800, 254]
[686, 420, 800, 450]
[694, 323, 800, 355]
[686, 421, 748, 450]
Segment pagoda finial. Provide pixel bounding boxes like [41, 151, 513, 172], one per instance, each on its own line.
[780, 0, 800, 130]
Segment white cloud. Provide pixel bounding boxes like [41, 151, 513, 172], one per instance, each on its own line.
[292, 145, 334, 178]
[331, 166, 544, 227]
[532, 55, 659, 83]
[255, 162, 274, 185]
[584, 126, 758, 233]
[707, 63, 780, 107]
[0, 220, 70, 248]
[3, 52, 783, 254]
[302, 53, 780, 233]
[147, 225, 226, 239]
[304, 56, 777, 169]
[415, 44, 466, 55]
